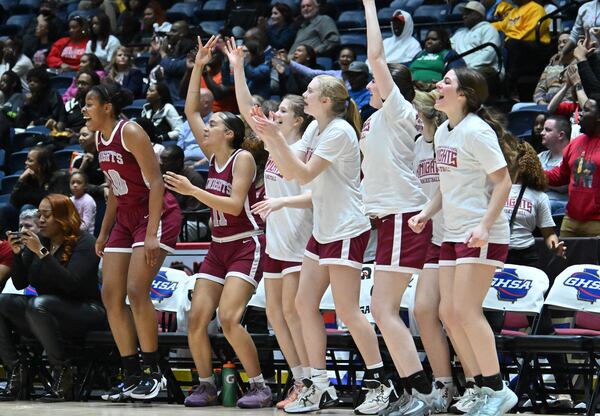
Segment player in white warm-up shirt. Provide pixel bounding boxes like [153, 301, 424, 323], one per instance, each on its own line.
[252, 73, 381, 414]
[358, 2, 445, 415]
[223, 37, 314, 410]
[409, 67, 517, 416]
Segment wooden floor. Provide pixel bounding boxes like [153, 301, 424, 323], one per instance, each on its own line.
[0, 402, 554, 415]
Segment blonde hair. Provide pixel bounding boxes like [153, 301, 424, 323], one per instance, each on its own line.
[413, 90, 446, 130]
[315, 75, 362, 138]
[109, 46, 133, 79]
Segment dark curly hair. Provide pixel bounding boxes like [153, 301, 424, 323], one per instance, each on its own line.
[43, 194, 82, 264]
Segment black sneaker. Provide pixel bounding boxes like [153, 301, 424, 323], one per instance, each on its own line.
[39, 365, 74, 402]
[129, 367, 166, 400]
[101, 374, 142, 402]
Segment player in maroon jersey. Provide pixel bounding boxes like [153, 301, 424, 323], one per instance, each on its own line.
[163, 36, 272, 409]
[82, 81, 182, 401]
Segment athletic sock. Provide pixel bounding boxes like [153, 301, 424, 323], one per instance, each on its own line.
[364, 362, 385, 387]
[291, 366, 304, 383]
[407, 370, 432, 395]
[198, 376, 216, 386]
[141, 351, 160, 373]
[310, 368, 329, 390]
[474, 374, 484, 388]
[121, 353, 141, 377]
[249, 374, 265, 387]
[303, 367, 311, 379]
[482, 373, 503, 391]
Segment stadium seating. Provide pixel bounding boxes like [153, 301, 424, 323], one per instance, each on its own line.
[337, 10, 366, 29]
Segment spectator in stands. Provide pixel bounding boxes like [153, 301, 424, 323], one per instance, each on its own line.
[196, 49, 238, 113]
[450, 2, 501, 88]
[62, 53, 105, 103]
[135, 116, 165, 159]
[533, 32, 576, 106]
[141, 82, 183, 143]
[0, 194, 104, 401]
[262, 2, 298, 51]
[274, 44, 319, 96]
[492, 0, 551, 100]
[55, 70, 101, 143]
[545, 98, 600, 236]
[145, 1, 171, 37]
[72, 126, 106, 200]
[69, 172, 96, 235]
[10, 147, 70, 212]
[342, 61, 373, 119]
[0, 38, 33, 95]
[177, 88, 211, 167]
[159, 145, 206, 211]
[86, 13, 121, 67]
[288, 0, 340, 57]
[116, 11, 142, 47]
[481, 0, 514, 21]
[0, 210, 39, 291]
[527, 112, 547, 153]
[0, 71, 25, 128]
[18, 209, 40, 234]
[574, 29, 600, 102]
[46, 16, 90, 73]
[548, 65, 588, 138]
[280, 47, 356, 88]
[22, 15, 61, 67]
[15, 68, 66, 129]
[106, 46, 144, 99]
[409, 28, 465, 88]
[148, 20, 194, 100]
[539, 115, 571, 215]
[558, 2, 600, 63]
[241, 40, 271, 99]
[380, 10, 421, 65]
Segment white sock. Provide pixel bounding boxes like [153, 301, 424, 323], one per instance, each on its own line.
[310, 368, 329, 389]
[198, 376, 215, 386]
[303, 367, 311, 379]
[291, 366, 304, 382]
[366, 362, 384, 370]
[249, 374, 265, 386]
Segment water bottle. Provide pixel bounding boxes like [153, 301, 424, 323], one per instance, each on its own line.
[221, 362, 238, 407]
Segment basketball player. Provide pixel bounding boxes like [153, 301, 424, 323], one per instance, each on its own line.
[409, 67, 518, 415]
[84, 81, 182, 401]
[251, 75, 382, 414]
[222, 37, 314, 409]
[163, 36, 272, 409]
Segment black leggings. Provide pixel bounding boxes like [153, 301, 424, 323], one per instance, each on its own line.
[0, 294, 106, 368]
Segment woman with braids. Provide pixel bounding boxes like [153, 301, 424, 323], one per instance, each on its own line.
[223, 36, 314, 409]
[0, 194, 104, 402]
[83, 81, 181, 402]
[251, 53, 382, 416]
[409, 67, 518, 415]
[163, 36, 272, 409]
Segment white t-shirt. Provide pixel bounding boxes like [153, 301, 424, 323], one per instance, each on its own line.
[264, 142, 313, 261]
[85, 35, 121, 65]
[414, 136, 444, 245]
[434, 113, 509, 243]
[360, 85, 428, 217]
[503, 184, 555, 249]
[296, 119, 371, 243]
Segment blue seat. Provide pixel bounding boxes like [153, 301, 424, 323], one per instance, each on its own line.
[340, 33, 367, 55]
[270, 0, 298, 12]
[329, 0, 359, 12]
[68, 8, 98, 20]
[0, 149, 5, 168]
[413, 4, 449, 22]
[0, 174, 20, 194]
[49, 74, 75, 91]
[54, 150, 73, 170]
[317, 56, 333, 70]
[507, 109, 545, 137]
[0, 193, 9, 203]
[0, 0, 16, 11]
[337, 10, 366, 29]
[5, 13, 35, 28]
[26, 125, 51, 135]
[6, 150, 28, 175]
[199, 20, 225, 36]
[11, 132, 46, 151]
[390, 0, 424, 14]
[18, 0, 40, 9]
[122, 106, 142, 120]
[166, 2, 200, 23]
[134, 54, 149, 73]
[0, 24, 19, 36]
[200, 0, 227, 20]
[377, 7, 396, 25]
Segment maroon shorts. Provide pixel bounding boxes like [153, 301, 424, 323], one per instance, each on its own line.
[197, 234, 265, 288]
[439, 241, 508, 268]
[304, 230, 370, 270]
[372, 212, 432, 273]
[105, 192, 181, 253]
[423, 242, 441, 269]
[263, 253, 302, 279]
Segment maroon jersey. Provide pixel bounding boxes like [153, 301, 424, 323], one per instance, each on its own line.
[206, 149, 262, 240]
[97, 120, 150, 207]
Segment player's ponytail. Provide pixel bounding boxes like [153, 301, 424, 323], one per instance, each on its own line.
[315, 75, 362, 139]
[219, 112, 246, 149]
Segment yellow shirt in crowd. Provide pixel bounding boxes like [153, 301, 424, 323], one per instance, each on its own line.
[492, 1, 551, 44]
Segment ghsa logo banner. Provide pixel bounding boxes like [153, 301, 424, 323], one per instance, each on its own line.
[491, 268, 532, 302]
[563, 268, 600, 303]
[149, 271, 178, 302]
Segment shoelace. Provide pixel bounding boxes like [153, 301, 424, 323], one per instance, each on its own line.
[298, 385, 317, 406]
[454, 388, 477, 403]
[363, 385, 387, 404]
[52, 368, 66, 392]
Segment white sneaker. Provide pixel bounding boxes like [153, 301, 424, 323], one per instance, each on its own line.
[355, 380, 397, 415]
[449, 386, 480, 414]
[378, 393, 428, 416]
[283, 379, 338, 413]
[467, 385, 517, 416]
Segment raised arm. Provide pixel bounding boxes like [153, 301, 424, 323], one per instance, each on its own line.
[363, 0, 394, 99]
[184, 35, 219, 158]
[223, 37, 257, 130]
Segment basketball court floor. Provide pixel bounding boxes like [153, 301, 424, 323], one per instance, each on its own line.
[0, 402, 562, 415]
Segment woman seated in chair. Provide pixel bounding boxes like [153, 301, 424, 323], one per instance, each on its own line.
[0, 194, 105, 402]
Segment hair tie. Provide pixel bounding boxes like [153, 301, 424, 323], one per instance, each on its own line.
[476, 104, 485, 114]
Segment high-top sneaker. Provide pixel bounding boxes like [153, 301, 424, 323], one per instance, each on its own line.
[39, 365, 74, 402]
[0, 361, 30, 401]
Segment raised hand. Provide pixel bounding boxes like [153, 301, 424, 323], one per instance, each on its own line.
[194, 35, 219, 67]
[223, 36, 245, 69]
[250, 107, 280, 142]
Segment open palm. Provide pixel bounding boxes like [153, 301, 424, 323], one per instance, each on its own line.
[224, 36, 245, 68]
[195, 35, 219, 67]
